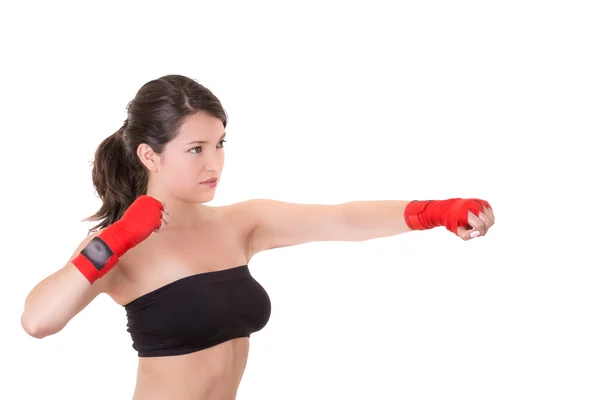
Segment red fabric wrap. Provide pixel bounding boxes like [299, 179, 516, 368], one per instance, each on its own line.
[72, 253, 120, 284]
[72, 195, 163, 284]
[404, 198, 491, 234]
[99, 195, 164, 257]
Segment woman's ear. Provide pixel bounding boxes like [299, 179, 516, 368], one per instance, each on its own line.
[137, 143, 162, 172]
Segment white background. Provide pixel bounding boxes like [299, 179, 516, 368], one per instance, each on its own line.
[2, 1, 599, 399]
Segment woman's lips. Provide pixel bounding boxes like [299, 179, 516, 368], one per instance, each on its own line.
[200, 178, 217, 187]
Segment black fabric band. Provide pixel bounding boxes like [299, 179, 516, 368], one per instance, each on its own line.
[80, 237, 114, 271]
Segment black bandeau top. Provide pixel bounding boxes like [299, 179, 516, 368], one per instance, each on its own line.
[123, 265, 271, 357]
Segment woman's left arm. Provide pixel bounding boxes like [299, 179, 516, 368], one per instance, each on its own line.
[243, 198, 494, 255]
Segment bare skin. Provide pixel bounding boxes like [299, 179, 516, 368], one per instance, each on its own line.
[106, 204, 258, 400]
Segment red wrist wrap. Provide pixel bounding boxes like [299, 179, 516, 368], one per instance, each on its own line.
[72, 195, 163, 284]
[72, 251, 119, 283]
[404, 198, 491, 234]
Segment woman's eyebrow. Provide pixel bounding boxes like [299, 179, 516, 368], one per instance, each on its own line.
[186, 132, 226, 145]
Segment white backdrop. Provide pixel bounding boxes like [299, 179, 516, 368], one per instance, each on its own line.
[2, 1, 599, 399]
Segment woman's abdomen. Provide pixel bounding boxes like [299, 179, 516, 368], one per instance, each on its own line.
[133, 337, 250, 400]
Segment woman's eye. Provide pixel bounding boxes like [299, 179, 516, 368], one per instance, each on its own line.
[189, 140, 226, 154]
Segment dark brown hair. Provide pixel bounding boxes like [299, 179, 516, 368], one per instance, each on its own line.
[82, 74, 228, 234]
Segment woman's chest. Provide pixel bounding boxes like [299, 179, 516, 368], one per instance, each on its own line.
[109, 217, 251, 305]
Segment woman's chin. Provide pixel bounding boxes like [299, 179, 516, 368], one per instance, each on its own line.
[196, 192, 216, 203]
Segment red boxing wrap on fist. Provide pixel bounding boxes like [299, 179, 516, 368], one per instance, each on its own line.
[404, 198, 491, 234]
[72, 195, 164, 284]
[99, 196, 164, 257]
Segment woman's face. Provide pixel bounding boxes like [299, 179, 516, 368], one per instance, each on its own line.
[144, 111, 226, 204]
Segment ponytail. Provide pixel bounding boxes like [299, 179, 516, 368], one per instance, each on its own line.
[82, 121, 147, 234]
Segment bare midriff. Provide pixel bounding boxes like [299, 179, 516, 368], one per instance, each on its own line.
[132, 337, 250, 400]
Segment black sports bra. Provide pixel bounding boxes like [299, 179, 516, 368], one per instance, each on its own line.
[123, 265, 271, 357]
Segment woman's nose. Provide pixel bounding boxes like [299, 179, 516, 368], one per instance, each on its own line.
[202, 151, 223, 171]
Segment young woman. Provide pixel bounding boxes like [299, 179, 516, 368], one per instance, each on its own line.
[20, 74, 495, 400]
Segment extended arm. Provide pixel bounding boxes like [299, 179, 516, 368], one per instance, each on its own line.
[244, 197, 493, 255]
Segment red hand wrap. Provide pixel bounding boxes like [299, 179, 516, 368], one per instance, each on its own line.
[72, 252, 120, 283]
[98, 196, 163, 257]
[72, 195, 164, 283]
[404, 198, 491, 234]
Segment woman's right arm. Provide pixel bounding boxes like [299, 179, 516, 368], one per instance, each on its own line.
[21, 195, 167, 339]
[20, 231, 114, 339]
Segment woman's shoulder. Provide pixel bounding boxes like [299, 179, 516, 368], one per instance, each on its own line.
[218, 200, 260, 234]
